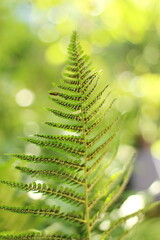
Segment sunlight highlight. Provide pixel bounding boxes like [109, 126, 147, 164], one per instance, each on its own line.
[99, 220, 110, 231]
[125, 216, 139, 229]
[148, 180, 160, 195]
[28, 191, 43, 200]
[28, 180, 45, 200]
[119, 194, 145, 217]
[15, 89, 35, 107]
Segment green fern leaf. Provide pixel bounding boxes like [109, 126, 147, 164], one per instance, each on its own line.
[1, 31, 158, 239]
[0, 180, 85, 205]
[0, 205, 84, 224]
[49, 91, 81, 102]
[8, 154, 83, 171]
[45, 122, 82, 132]
[15, 166, 85, 186]
[20, 137, 84, 157]
[0, 232, 73, 239]
[35, 134, 84, 144]
[46, 108, 82, 121]
[58, 84, 80, 93]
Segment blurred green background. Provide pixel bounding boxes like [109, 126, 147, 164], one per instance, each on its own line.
[0, 0, 160, 238]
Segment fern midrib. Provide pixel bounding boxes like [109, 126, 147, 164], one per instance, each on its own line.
[82, 107, 91, 239]
[81, 88, 91, 240]
[76, 50, 91, 239]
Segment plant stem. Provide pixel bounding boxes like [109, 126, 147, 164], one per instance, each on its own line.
[74, 32, 91, 239]
[81, 99, 91, 240]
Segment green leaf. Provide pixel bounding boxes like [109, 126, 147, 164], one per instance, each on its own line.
[16, 166, 85, 186]
[0, 180, 85, 205]
[20, 137, 85, 157]
[58, 84, 80, 93]
[8, 154, 84, 171]
[50, 98, 81, 111]
[47, 108, 82, 121]
[45, 122, 83, 132]
[87, 116, 120, 147]
[49, 92, 81, 102]
[0, 205, 84, 224]
[0, 31, 147, 239]
[35, 134, 84, 144]
[86, 133, 117, 161]
[0, 232, 73, 239]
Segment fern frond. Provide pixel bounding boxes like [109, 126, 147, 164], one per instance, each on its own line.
[82, 71, 98, 87]
[86, 133, 117, 161]
[83, 86, 110, 114]
[87, 116, 120, 148]
[65, 65, 78, 72]
[0, 31, 144, 239]
[87, 156, 120, 191]
[45, 122, 82, 132]
[85, 108, 117, 135]
[51, 98, 81, 111]
[20, 137, 84, 157]
[88, 169, 126, 211]
[35, 134, 84, 144]
[0, 205, 84, 224]
[64, 79, 80, 86]
[58, 84, 80, 93]
[87, 139, 119, 177]
[49, 92, 81, 102]
[84, 98, 115, 123]
[0, 232, 73, 240]
[15, 166, 85, 186]
[63, 71, 80, 79]
[77, 56, 91, 72]
[0, 180, 85, 205]
[47, 108, 82, 121]
[9, 154, 83, 171]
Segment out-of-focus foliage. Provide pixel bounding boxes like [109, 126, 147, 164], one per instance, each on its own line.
[0, 0, 160, 237]
[128, 218, 160, 240]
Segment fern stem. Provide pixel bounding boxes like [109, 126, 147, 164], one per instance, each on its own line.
[82, 116, 91, 239]
[81, 94, 91, 239]
[74, 32, 91, 239]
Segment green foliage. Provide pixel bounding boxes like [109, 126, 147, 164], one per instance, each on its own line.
[0, 232, 74, 240]
[0, 32, 159, 239]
